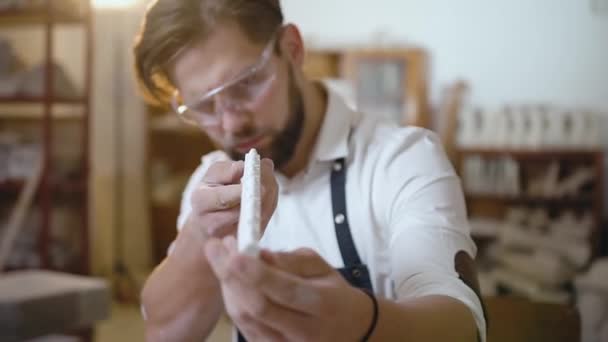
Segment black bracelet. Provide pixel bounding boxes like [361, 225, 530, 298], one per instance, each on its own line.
[360, 289, 378, 341]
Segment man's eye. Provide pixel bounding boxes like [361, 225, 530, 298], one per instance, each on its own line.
[192, 99, 214, 114]
[239, 72, 263, 86]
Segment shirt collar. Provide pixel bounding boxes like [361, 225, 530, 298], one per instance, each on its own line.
[313, 82, 360, 162]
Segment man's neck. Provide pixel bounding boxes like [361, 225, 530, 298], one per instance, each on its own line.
[280, 80, 327, 178]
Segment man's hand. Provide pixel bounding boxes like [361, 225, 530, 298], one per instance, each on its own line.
[204, 237, 374, 342]
[188, 158, 278, 239]
[140, 158, 278, 341]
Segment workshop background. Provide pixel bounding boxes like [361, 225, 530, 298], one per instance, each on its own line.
[0, 0, 607, 341]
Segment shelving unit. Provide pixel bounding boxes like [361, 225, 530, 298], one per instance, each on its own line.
[0, 0, 92, 274]
[302, 47, 431, 128]
[459, 148, 604, 256]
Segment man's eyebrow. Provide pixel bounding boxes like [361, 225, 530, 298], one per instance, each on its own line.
[184, 59, 257, 100]
[227, 58, 262, 83]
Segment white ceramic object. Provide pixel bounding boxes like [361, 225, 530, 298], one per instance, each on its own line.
[526, 106, 545, 148]
[555, 167, 594, 197]
[499, 225, 590, 268]
[457, 107, 480, 148]
[496, 250, 573, 287]
[237, 149, 262, 257]
[508, 107, 526, 148]
[583, 111, 602, 148]
[576, 258, 608, 342]
[492, 267, 571, 304]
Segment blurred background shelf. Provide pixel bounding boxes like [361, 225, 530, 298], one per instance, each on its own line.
[0, 95, 86, 104]
[0, 3, 85, 26]
[0, 178, 85, 196]
[0, 0, 92, 275]
[459, 148, 603, 161]
[465, 194, 594, 206]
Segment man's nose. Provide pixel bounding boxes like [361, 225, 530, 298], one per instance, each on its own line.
[220, 107, 252, 135]
[215, 95, 251, 133]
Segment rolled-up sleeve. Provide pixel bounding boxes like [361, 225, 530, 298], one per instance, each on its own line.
[377, 129, 486, 341]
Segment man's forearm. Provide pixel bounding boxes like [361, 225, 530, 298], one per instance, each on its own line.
[141, 224, 223, 341]
[369, 295, 478, 342]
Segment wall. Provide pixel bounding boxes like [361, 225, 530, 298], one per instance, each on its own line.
[91, 8, 151, 278]
[282, 0, 608, 110]
[283, 0, 608, 217]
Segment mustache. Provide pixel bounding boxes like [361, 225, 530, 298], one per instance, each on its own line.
[224, 127, 260, 145]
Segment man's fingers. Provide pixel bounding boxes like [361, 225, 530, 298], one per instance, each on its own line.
[203, 209, 239, 237]
[232, 288, 313, 342]
[192, 184, 242, 212]
[222, 270, 303, 342]
[260, 248, 333, 278]
[203, 160, 244, 185]
[234, 256, 324, 315]
[207, 243, 322, 315]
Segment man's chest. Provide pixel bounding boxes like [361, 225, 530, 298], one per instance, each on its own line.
[259, 168, 384, 270]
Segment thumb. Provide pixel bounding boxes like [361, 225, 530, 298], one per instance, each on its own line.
[260, 248, 332, 278]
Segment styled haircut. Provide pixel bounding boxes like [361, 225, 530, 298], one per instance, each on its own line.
[133, 0, 284, 106]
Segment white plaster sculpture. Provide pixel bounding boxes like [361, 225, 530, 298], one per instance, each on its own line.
[575, 258, 608, 342]
[237, 149, 262, 257]
[551, 211, 593, 242]
[496, 250, 573, 287]
[526, 106, 545, 148]
[508, 107, 526, 148]
[457, 107, 477, 148]
[499, 226, 590, 268]
[555, 167, 594, 198]
[492, 267, 571, 304]
[582, 111, 602, 148]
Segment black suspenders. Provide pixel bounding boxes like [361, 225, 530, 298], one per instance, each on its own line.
[330, 158, 374, 292]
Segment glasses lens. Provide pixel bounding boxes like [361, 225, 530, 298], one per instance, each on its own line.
[223, 60, 276, 108]
[171, 36, 277, 127]
[172, 92, 217, 126]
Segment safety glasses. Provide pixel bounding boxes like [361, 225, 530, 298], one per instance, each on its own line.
[171, 35, 278, 128]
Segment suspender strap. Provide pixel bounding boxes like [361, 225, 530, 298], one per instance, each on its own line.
[330, 158, 363, 267]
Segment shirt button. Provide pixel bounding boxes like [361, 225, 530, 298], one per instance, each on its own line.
[333, 162, 343, 172]
[334, 213, 345, 224]
[352, 268, 362, 278]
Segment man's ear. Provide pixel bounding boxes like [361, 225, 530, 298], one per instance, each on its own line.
[279, 24, 305, 67]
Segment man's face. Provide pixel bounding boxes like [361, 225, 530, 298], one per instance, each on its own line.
[171, 22, 304, 168]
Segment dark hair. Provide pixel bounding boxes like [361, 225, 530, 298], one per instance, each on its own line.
[133, 0, 284, 106]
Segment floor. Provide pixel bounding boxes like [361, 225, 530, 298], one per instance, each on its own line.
[95, 302, 233, 342]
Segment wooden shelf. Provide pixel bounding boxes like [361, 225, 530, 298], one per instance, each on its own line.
[0, 0, 92, 274]
[0, 111, 84, 120]
[0, 178, 85, 195]
[0, 95, 86, 105]
[459, 148, 602, 161]
[465, 194, 594, 206]
[0, 8, 85, 26]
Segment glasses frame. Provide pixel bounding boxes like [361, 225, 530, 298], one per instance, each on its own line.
[171, 34, 279, 127]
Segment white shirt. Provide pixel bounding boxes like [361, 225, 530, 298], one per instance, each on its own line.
[176, 84, 487, 341]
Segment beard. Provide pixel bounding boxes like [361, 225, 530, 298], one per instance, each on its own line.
[227, 67, 305, 169]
